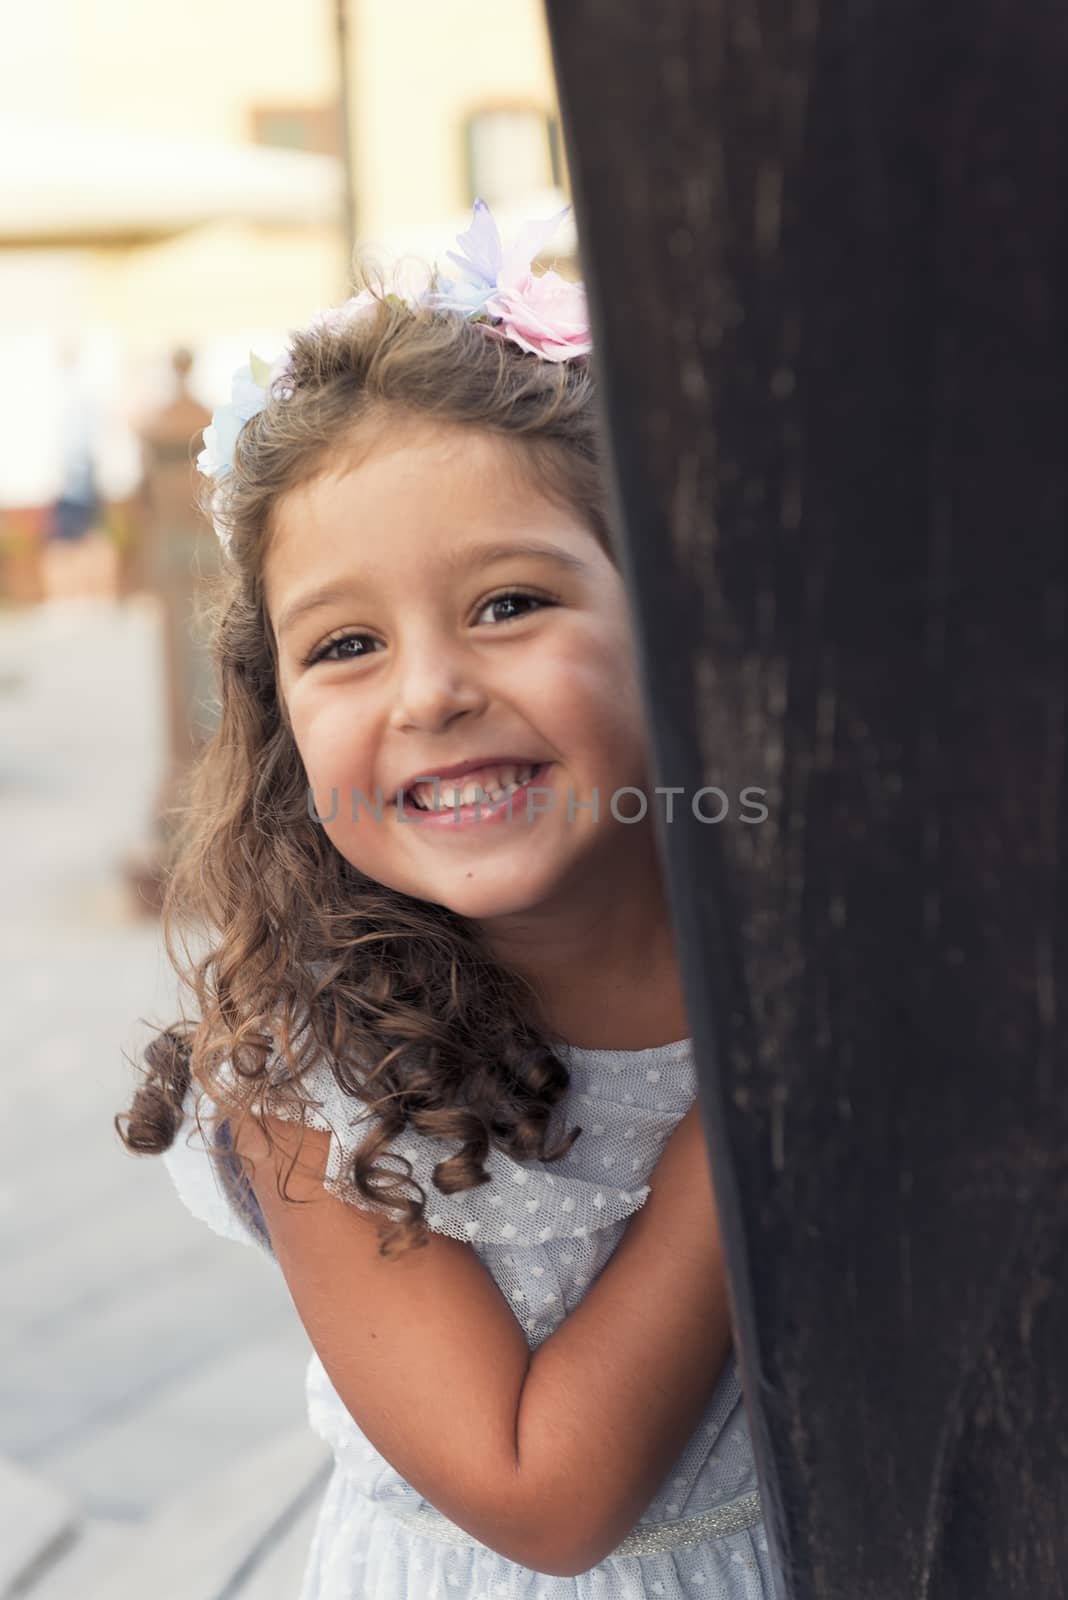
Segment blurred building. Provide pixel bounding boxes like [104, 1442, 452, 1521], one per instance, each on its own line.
[0, 0, 573, 524]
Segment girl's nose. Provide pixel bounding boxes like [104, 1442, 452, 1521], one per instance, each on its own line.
[387, 641, 488, 734]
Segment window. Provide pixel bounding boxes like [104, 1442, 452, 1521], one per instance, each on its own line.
[250, 105, 343, 159]
[463, 106, 568, 211]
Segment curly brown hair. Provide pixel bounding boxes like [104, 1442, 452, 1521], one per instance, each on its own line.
[115, 259, 622, 1259]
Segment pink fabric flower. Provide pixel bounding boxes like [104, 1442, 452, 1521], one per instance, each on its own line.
[485, 269, 592, 362]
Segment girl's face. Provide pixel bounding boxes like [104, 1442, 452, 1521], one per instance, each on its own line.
[265, 421, 655, 926]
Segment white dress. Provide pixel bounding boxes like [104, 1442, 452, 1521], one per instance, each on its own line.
[163, 1035, 777, 1599]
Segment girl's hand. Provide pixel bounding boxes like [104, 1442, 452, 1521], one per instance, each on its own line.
[643, 1094, 736, 1349]
[649, 1100, 714, 1195]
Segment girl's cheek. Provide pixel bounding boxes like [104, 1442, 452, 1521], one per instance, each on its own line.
[298, 696, 365, 771]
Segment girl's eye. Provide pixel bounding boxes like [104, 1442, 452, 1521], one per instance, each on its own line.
[303, 631, 379, 667]
[302, 591, 554, 667]
[475, 589, 555, 626]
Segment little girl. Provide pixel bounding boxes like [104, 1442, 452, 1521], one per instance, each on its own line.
[118, 199, 775, 1599]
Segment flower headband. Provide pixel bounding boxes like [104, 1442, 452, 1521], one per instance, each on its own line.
[197, 197, 591, 553]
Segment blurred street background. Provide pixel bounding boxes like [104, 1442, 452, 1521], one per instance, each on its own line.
[0, 2, 578, 1593]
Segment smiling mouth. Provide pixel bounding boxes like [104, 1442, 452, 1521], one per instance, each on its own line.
[400, 762, 551, 815]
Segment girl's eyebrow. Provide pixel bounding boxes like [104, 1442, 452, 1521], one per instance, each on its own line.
[277, 540, 590, 638]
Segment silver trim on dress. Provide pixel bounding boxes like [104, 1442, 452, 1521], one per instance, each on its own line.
[376, 1487, 765, 1559]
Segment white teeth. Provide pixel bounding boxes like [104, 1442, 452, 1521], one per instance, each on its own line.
[408, 762, 538, 811]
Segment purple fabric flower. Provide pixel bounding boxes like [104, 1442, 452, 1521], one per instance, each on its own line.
[426, 197, 590, 360]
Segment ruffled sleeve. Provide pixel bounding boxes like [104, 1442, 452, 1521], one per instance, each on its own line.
[161, 1083, 275, 1259]
[231, 1050, 655, 1250]
[163, 1040, 673, 1284]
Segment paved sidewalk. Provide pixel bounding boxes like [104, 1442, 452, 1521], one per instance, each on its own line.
[0, 597, 324, 1597]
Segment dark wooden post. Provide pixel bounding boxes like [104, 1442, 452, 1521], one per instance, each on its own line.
[543, 2, 1068, 1595]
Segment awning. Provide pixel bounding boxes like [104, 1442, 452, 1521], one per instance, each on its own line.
[0, 116, 343, 248]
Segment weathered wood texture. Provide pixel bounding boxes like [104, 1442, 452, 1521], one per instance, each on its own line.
[544, 2, 1068, 1595]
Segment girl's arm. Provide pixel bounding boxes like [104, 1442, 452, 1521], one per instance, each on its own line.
[233, 1100, 729, 1579]
[515, 1101, 734, 1574]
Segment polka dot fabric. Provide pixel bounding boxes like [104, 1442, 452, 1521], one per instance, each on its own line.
[162, 1037, 776, 1598]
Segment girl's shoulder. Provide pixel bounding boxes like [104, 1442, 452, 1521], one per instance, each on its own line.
[162, 1031, 697, 1275]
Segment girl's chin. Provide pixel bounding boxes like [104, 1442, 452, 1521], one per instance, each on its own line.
[420, 869, 565, 923]
[331, 855, 549, 917]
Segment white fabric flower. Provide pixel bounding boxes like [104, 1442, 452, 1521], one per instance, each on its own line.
[196, 407, 243, 480]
